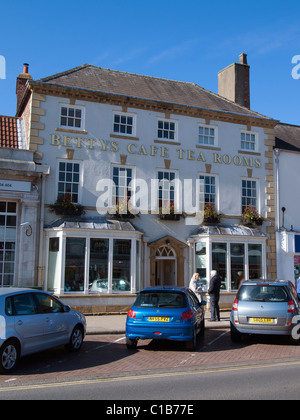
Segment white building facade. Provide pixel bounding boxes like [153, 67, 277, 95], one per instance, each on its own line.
[274, 124, 300, 284]
[12, 58, 277, 313]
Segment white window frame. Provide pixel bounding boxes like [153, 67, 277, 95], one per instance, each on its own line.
[157, 118, 178, 142]
[199, 174, 219, 210]
[59, 104, 85, 131]
[198, 124, 218, 147]
[241, 178, 260, 213]
[157, 169, 180, 211]
[240, 130, 258, 152]
[56, 160, 83, 204]
[112, 112, 136, 137]
[111, 165, 136, 212]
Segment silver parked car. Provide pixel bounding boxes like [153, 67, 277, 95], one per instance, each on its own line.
[230, 280, 300, 344]
[0, 288, 86, 373]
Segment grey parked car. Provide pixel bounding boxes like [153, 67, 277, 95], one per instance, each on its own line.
[0, 288, 86, 373]
[230, 280, 300, 344]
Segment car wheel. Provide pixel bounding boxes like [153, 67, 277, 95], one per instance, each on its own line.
[0, 339, 20, 374]
[65, 325, 84, 352]
[126, 338, 138, 350]
[230, 322, 242, 343]
[186, 329, 197, 351]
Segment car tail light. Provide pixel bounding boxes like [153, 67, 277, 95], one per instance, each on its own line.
[288, 300, 295, 313]
[232, 298, 239, 311]
[181, 311, 194, 320]
[127, 309, 136, 318]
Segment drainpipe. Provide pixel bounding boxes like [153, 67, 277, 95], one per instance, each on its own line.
[274, 149, 280, 231]
[38, 173, 46, 289]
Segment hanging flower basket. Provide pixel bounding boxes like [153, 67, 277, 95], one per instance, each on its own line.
[49, 196, 85, 217]
[203, 203, 222, 224]
[159, 201, 181, 221]
[241, 205, 263, 226]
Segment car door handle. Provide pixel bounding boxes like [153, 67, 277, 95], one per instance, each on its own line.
[45, 317, 50, 323]
[17, 320, 23, 326]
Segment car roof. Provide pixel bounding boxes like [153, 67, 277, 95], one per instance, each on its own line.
[0, 288, 44, 297]
[241, 280, 292, 286]
[139, 286, 188, 293]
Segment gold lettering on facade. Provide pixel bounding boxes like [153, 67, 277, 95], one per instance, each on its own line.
[49, 134, 262, 169]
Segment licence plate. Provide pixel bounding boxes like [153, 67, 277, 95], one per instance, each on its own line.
[251, 318, 274, 324]
[148, 317, 170, 322]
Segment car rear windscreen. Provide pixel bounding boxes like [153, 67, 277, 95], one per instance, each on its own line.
[135, 291, 187, 308]
[238, 285, 290, 303]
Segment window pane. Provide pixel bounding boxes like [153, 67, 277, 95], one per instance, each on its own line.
[89, 239, 109, 293]
[249, 244, 262, 279]
[212, 243, 227, 290]
[195, 242, 207, 291]
[231, 244, 245, 290]
[65, 238, 85, 292]
[113, 240, 131, 292]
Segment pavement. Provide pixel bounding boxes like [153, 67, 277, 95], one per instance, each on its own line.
[85, 311, 231, 335]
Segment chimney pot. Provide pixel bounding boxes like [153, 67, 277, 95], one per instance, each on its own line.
[23, 63, 29, 74]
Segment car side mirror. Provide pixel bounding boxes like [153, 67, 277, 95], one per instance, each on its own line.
[64, 305, 71, 312]
[201, 300, 207, 306]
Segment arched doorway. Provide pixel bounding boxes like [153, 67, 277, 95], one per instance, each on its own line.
[148, 236, 187, 287]
[155, 245, 176, 286]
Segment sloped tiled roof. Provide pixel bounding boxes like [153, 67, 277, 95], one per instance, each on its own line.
[275, 123, 300, 152]
[0, 116, 20, 149]
[38, 64, 273, 121]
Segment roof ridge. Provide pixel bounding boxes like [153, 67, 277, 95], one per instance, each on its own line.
[38, 63, 91, 82]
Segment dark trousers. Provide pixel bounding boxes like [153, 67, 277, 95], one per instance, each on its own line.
[210, 295, 220, 321]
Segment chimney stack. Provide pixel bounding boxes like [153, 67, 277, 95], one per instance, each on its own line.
[16, 63, 32, 112]
[218, 53, 250, 109]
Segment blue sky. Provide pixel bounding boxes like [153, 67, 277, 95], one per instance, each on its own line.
[1, 0, 300, 125]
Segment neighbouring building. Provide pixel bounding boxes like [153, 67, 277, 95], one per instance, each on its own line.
[0, 54, 279, 313]
[274, 123, 300, 284]
[0, 114, 49, 288]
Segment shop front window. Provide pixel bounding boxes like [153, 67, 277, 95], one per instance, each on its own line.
[65, 238, 85, 292]
[249, 244, 262, 279]
[89, 239, 109, 293]
[195, 242, 207, 291]
[212, 243, 227, 290]
[231, 244, 245, 290]
[113, 239, 131, 292]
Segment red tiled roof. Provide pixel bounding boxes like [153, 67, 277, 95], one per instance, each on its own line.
[0, 116, 19, 149]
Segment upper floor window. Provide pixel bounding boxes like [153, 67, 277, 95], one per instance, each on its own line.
[157, 119, 177, 142]
[112, 166, 133, 211]
[58, 161, 81, 203]
[199, 175, 216, 206]
[241, 131, 257, 152]
[198, 124, 217, 146]
[157, 171, 177, 212]
[60, 105, 85, 130]
[242, 179, 257, 212]
[113, 113, 136, 136]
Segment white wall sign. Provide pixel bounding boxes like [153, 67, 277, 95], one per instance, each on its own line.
[0, 180, 31, 192]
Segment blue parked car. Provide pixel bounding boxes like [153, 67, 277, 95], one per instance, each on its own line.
[126, 286, 206, 351]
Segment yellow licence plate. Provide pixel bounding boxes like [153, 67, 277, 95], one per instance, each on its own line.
[251, 318, 274, 324]
[148, 317, 170, 322]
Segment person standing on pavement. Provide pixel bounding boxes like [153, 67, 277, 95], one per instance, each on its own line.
[208, 270, 222, 321]
[189, 272, 203, 303]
